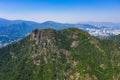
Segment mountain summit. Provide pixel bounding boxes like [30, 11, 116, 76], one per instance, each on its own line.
[0, 28, 120, 80]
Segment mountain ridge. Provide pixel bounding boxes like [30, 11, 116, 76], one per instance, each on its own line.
[0, 28, 120, 80]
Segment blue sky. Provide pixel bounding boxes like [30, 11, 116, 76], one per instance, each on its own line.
[0, 0, 120, 23]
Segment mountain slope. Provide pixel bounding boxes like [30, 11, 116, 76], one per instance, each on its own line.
[0, 28, 120, 80]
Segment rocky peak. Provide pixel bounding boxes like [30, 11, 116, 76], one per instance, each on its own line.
[32, 29, 39, 39]
[31, 29, 57, 47]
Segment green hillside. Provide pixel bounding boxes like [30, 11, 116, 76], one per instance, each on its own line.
[0, 28, 120, 80]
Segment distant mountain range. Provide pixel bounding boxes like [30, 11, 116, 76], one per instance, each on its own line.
[0, 18, 120, 47]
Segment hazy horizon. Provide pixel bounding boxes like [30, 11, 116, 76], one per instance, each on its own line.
[0, 0, 120, 23]
[1, 17, 120, 24]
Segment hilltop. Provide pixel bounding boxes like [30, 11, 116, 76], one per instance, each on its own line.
[0, 28, 120, 80]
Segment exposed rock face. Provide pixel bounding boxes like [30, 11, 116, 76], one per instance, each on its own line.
[32, 29, 39, 39]
[71, 41, 79, 48]
[100, 64, 106, 69]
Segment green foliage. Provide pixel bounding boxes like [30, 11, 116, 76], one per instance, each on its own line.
[0, 28, 120, 80]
